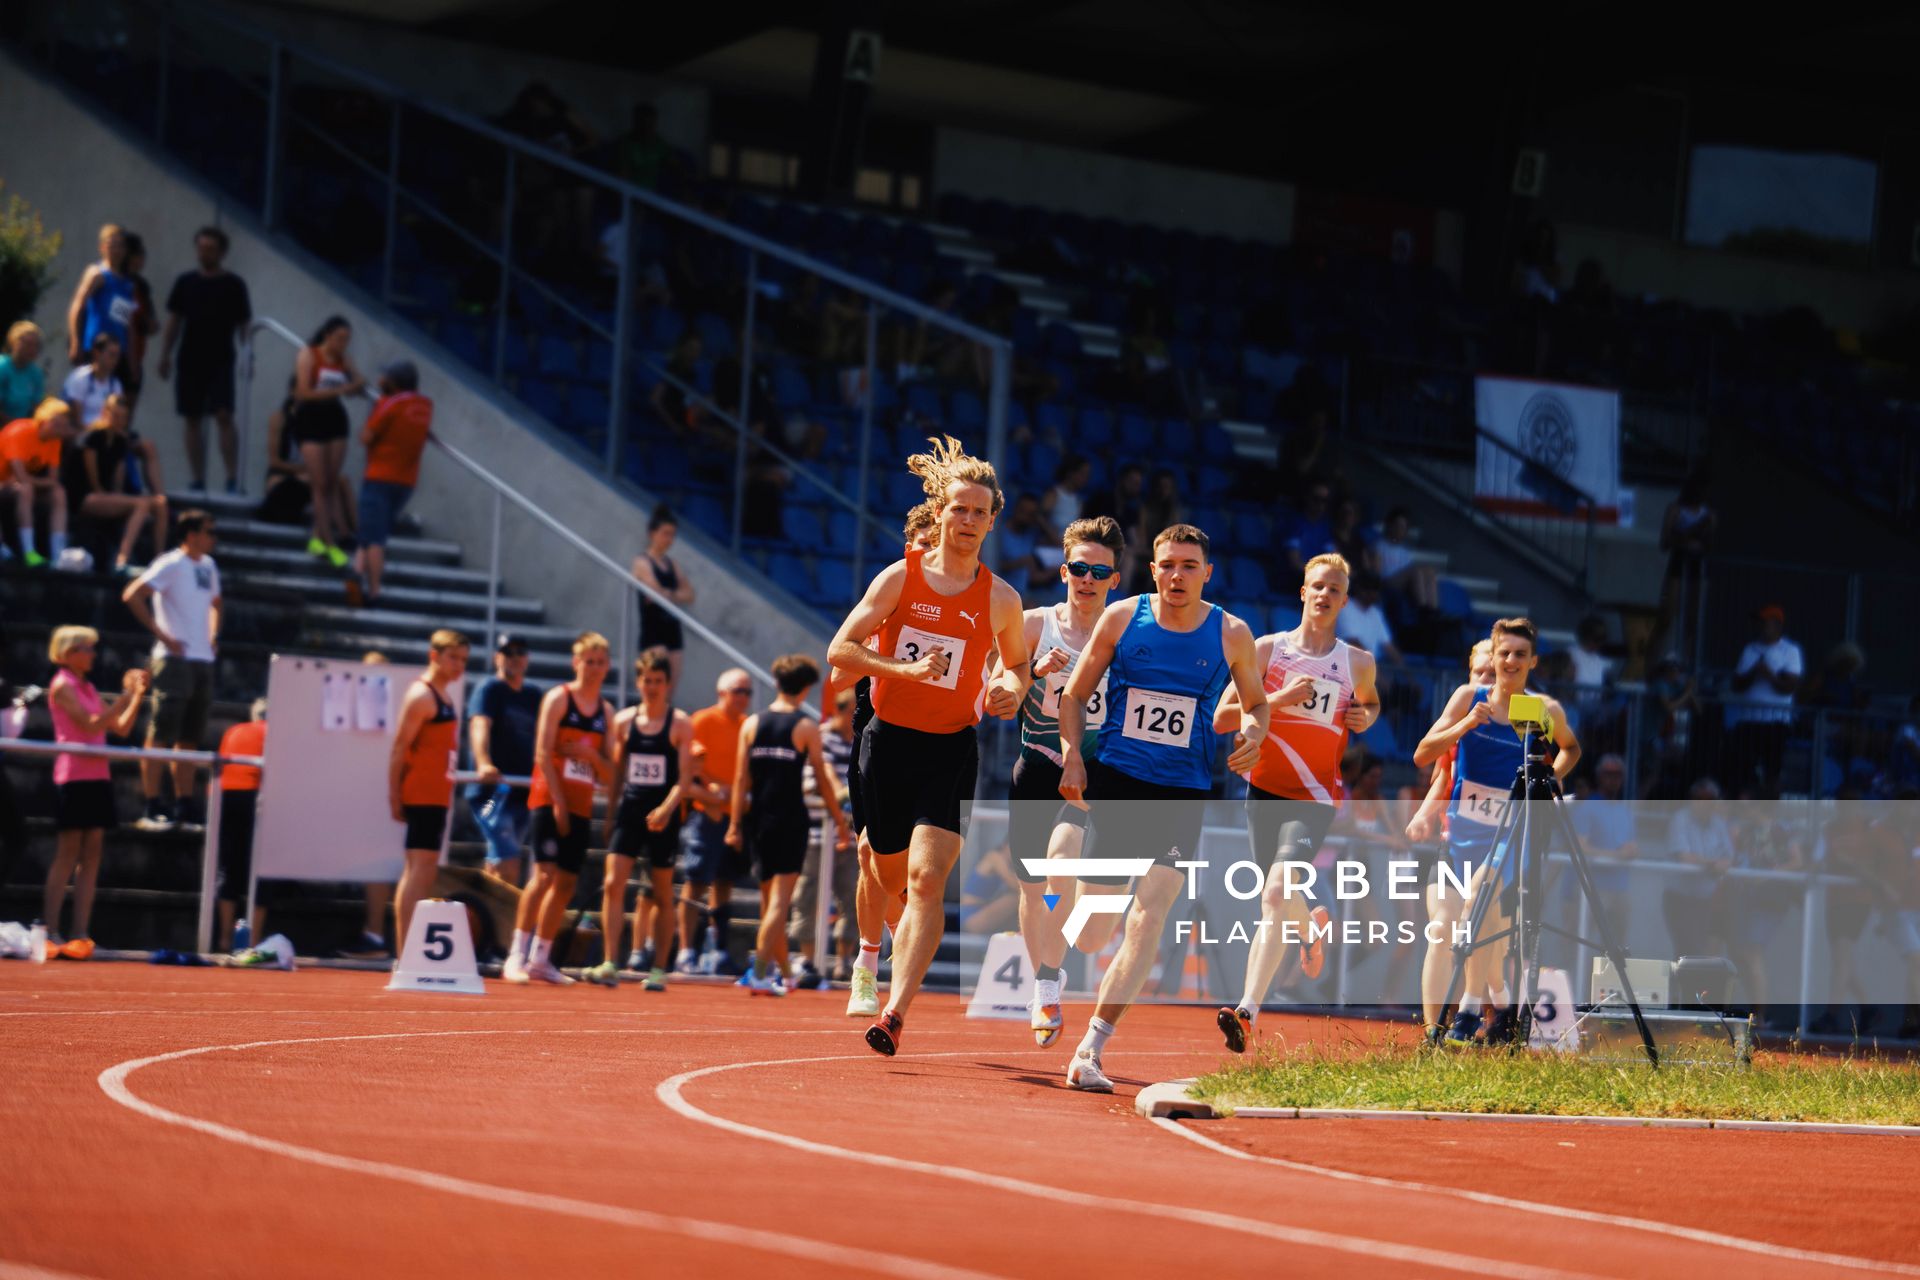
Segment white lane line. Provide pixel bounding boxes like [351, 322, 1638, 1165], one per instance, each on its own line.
[1151, 1115, 1920, 1277]
[656, 1052, 1597, 1280]
[97, 1029, 1006, 1280]
[0, 1263, 105, 1280]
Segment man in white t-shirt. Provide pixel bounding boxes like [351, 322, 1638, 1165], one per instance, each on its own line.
[1568, 615, 1612, 689]
[1727, 604, 1801, 795]
[1334, 573, 1404, 667]
[123, 510, 222, 830]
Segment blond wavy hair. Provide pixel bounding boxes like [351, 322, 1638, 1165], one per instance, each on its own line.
[906, 435, 1003, 517]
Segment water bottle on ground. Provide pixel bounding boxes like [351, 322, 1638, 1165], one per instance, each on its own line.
[233, 920, 251, 953]
[29, 921, 47, 964]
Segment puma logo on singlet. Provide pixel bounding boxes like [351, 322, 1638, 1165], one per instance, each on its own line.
[958, 609, 981, 628]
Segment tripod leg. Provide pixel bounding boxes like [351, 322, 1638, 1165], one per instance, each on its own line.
[1429, 799, 1520, 1041]
[1549, 800, 1659, 1065]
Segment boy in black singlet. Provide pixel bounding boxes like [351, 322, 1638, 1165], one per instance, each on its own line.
[594, 651, 695, 989]
[728, 655, 849, 995]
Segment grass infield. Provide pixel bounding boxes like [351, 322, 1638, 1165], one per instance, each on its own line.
[1192, 1039, 1920, 1126]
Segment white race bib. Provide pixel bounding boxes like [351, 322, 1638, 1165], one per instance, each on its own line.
[1042, 671, 1109, 722]
[1278, 677, 1342, 727]
[1120, 689, 1197, 749]
[563, 755, 597, 784]
[894, 626, 965, 691]
[1455, 778, 1510, 828]
[627, 753, 667, 787]
[108, 294, 135, 327]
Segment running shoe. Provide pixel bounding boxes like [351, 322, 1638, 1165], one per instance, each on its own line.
[22, 550, 46, 570]
[527, 957, 575, 985]
[231, 946, 280, 969]
[60, 937, 95, 960]
[586, 960, 621, 987]
[865, 1010, 903, 1056]
[306, 536, 329, 558]
[748, 972, 788, 998]
[1444, 1009, 1483, 1047]
[1066, 1048, 1113, 1093]
[845, 966, 880, 1017]
[326, 544, 350, 569]
[642, 967, 668, 992]
[1031, 978, 1064, 1048]
[673, 948, 699, 975]
[1485, 1006, 1519, 1046]
[1299, 905, 1332, 979]
[500, 953, 531, 984]
[134, 807, 174, 833]
[1216, 1005, 1253, 1054]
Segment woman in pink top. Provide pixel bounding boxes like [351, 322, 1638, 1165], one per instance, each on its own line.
[46, 625, 148, 958]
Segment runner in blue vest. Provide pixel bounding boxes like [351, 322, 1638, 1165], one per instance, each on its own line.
[1414, 617, 1580, 1047]
[1054, 523, 1269, 1091]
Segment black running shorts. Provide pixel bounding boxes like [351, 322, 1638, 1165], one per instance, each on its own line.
[748, 820, 811, 883]
[1079, 758, 1210, 885]
[858, 717, 977, 856]
[1244, 785, 1339, 869]
[527, 805, 591, 874]
[402, 804, 448, 852]
[608, 797, 681, 870]
[1007, 751, 1074, 884]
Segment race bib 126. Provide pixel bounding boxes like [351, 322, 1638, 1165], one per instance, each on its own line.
[1120, 689, 1197, 749]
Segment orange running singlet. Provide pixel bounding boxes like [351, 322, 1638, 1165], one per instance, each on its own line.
[528, 690, 608, 817]
[871, 548, 996, 735]
[1243, 633, 1354, 806]
[400, 681, 459, 807]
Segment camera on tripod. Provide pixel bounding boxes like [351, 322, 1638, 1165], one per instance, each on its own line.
[1507, 693, 1556, 774]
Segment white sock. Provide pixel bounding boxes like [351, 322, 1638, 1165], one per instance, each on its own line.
[1460, 993, 1484, 1015]
[1078, 1016, 1116, 1058]
[19, 529, 35, 557]
[530, 937, 552, 966]
[511, 929, 531, 961]
[855, 939, 881, 974]
[1488, 984, 1511, 1008]
[50, 531, 67, 558]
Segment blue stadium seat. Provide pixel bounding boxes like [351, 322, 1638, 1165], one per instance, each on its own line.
[520, 378, 564, 423]
[782, 505, 824, 545]
[1232, 511, 1269, 550]
[1116, 412, 1156, 453]
[536, 336, 578, 377]
[1227, 556, 1269, 598]
[766, 552, 815, 594]
[1077, 407, 1116, 450]
[1026, 442, 1062, 487]
[824, 509, 859, 555]
[440, 321, 486, 371]
[773, 364, 813, 408]
[1162, 419, 1196, 453]
[886, 472, 924, 512]
[950, 390, 986, 432]
[681, 494, 728, 540]
[1437, 579, 1473, 620]
[906, 383, 945, 422]
[694, 312, 736, 359]
[1269, 604, 1303, 634]
[567, 384, 610, 429]
[815, 556, 856, 603]
[1035, 402, 1072, 438]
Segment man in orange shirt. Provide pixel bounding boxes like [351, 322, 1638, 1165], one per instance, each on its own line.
[215, 698, 268, 950]
[3, 399, 78, 568]
[677, 667, 753, 974]
[353, 361, 432, 603]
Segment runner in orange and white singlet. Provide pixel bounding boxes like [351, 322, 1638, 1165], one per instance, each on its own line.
[504, 631, 615, 986]
[388, 628, 470, 962]
[1211, 553, 1378, 1052]
[832, 501, 939, 1018]
[828, 437, 1029, 1055]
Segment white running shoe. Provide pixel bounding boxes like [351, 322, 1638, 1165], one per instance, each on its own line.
[1066, 1048, 1113, 1093]
[845, 965, 880, 1017]
[501, 953, 530, 985]
[1031, 978, 1064, 1048]
[527, 958, 575, 985]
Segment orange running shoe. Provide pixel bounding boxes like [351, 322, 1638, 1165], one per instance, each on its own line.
[865, 1010, 903, 1057]
[61, 937, 95, 960]
[1298, 906, 1331, 979]
[1216, 1005, 1253, 1053]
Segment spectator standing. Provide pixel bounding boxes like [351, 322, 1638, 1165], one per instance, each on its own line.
[1660, 777, 1737, 959]
[122, 510, 222, 831]
[677, 669, 752, 974]
[611, 103, 671, 189]
[466, 633, 542, 887]
[44, 626, 148, 958]
[1643, 653, 1698, 798]
[1283, 482, 1338, 585]
[289, 317, 364, 568]
[790, 685, 858, 984]
[1084, 461, 1144, 579]
[1649, 470, 1716, 665]
[1132, 468, 1184, 592]
[1329, 497, 1372, 570]
[1375, 506, 1439, 612]
[0, 322, 46, 420]
[993, 493, 1055, 600]
[632, 505, 695, 690]
[4, 399, 80, 568]
[648, 333, 701, 436]
[119, 233, 159, 412]
[63, 394, 168, 574]
[62, 333, 125, 426]
[1567, 753, 1638, 939]
[158, 226, 252, 494]
[1568, 615, 1613, 689]
[215, 699, 268, 950]
[1335, 572, 1405, 667]
[1041, 454, 1091, 536]
[1728, 605, 1802, 794]
[63, 224, 133, 364]
[354, 360, 432, 603]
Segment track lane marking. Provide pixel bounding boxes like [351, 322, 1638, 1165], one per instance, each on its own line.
[97, 1029, 1005, 1280]
[1152, 1114, 1920, 1276]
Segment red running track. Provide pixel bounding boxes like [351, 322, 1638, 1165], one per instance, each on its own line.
[2, 964, 1916, 1279]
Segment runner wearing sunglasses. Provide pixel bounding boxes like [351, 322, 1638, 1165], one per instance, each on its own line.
[999, 516, 1127, 1046]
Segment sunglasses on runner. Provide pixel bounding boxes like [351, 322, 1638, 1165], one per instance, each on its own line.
[1065, 562, 1116, 580]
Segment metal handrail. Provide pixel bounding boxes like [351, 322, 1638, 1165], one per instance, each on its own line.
[1472, 425, 1599, 512]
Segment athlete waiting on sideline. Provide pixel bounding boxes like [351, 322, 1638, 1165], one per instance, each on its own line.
[1413, 617, 1579, 1046]
[829, 437, 1029, 1056]
[1055, 524, 1269, 1091]
[504, 631, 614, 986]
[1212, 552, 1379, 1053]
[834, 500, 940, 1018]
[999, 514, 1126, 1048]
[595, 650, 696, 990]
[727, 654, 849, 995]
[388, 629, 470, 955]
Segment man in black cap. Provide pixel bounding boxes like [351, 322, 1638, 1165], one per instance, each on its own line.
[353, 359, 431, 603]
[468, 632, 543, 887]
